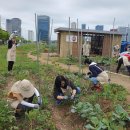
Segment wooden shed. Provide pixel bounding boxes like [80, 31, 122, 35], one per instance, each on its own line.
[54, 27, 122, 57]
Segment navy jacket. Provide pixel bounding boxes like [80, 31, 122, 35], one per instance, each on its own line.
[89, 62, 103, 77]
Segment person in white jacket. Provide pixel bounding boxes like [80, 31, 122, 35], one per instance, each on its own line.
[7, 34, 17, 72]
[83, 41, 91, 57]
[7, 79, 42, 119]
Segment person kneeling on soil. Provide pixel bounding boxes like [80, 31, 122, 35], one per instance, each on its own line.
[53, 75, 80, 105]
[7, 79, 42, 119]
[84, 58, 109, 91]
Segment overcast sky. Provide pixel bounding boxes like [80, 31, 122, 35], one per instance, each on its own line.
[0, 0, 130, 40]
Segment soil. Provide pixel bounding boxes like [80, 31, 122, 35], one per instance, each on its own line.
[27, 52, 130, 130]
[51, 105, 86, 130]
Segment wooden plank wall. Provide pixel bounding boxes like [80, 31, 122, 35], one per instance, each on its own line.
[102, 35, 112, 56]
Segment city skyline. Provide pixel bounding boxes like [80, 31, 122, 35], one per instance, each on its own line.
[0, 0, 130, 40]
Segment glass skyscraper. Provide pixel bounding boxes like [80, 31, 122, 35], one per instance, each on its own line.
[6, 18, 21, 36]
[95, 25, 104, 31]
[37, 15, 50, 44]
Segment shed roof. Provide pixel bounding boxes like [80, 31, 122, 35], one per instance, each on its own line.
[54, 27, 123, 36]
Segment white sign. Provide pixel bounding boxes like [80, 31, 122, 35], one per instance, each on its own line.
[66, 35, 77, 42]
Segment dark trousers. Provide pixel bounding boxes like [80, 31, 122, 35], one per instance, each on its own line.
[8, 61, 14, 71]
[116, 58, 123, 73]
[116, 58, 130, 74]
[15, 95, 35, 118]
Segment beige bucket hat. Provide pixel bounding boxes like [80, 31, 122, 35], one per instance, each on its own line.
[11, 79, 35, 98]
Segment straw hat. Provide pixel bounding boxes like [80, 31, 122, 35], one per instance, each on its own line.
[11, 79, 35, 98]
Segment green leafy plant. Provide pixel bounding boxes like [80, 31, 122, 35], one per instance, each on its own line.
[0, 100, 18, 130]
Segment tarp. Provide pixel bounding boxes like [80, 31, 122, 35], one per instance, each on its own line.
[120, 41, 130, 53]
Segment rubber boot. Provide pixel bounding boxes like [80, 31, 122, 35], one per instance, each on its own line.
[94, 84, 102, 92]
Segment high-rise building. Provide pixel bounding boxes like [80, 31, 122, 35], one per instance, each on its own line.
[118, 27, 130, 42]
[81, 24, 86, 29]
[71, 22, 76, 29]
[6, 19, 12, 33]
[37, 15, 50, 43]
[6, 18, 21, 36]
[95, 25, 104, 31]
[28, 30, 34, 41]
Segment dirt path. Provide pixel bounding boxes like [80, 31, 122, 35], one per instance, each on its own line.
[27, 52, 130, 130]
[28, 52, 130, 90]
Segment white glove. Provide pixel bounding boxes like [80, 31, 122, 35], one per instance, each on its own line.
[63, 96, 68, 100]
[84, 75, 89, 79]
[37, 96, 42, 105]
[70, 95, 75, 100]
[34, 104, 39, 109]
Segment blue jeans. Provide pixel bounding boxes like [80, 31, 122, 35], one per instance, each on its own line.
[89, 77, 98, 85]
[56, 87, 81, 105]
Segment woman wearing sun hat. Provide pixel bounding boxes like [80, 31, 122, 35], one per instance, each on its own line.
[7, 79, 42, 119]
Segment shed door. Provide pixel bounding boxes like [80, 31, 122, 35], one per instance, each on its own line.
[72, 43, 78, 57]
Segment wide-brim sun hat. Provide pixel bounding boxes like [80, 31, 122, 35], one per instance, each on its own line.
[11, 79, 35, 98]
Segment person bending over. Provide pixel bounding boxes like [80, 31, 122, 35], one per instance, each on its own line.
[53, 75, 80, 105]
[116, 53, 130, 75]
[7, 79, 42, 119]
[84, 58, 109, 90]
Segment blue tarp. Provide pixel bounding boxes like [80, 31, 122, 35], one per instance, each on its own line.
[120, 41, 130, 53]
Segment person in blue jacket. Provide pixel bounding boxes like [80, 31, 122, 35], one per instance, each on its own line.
[84, 58, 109, 89]
[53, 75, 80, 105]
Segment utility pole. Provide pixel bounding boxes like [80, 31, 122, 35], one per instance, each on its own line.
[35, 13, 41, 91]
[47, 19, 53, 64]
[0, 15, 1, 29]
[68, 17, 71, 57]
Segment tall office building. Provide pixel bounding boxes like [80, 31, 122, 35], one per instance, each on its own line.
[71, 22, 76, 29]
[118, 27, 130, 42]
[6, 18, 21, 36]
[28, 30, 34, 41]
[95, 25, 104, 31]
[37, 15, 50, 43]
[81, 24, 86, 29]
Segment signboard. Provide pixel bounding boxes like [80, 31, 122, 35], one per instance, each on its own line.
[66, 35, 77, 43]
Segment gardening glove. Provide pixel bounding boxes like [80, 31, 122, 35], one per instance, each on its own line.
[37, 96, 42, 105]
[87, 72, 92, 78]
[87, 72, 92, 75]
[70, 95, 75, 100]
[34, 104, 39, 109]
[63, 96, 69, 100]
[84, 75, 89, 80]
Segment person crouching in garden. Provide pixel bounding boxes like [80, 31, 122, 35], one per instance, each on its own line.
[84, 58, 109, 91]
[7, 79, 42, 119]
[53, 75, 80, 105]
